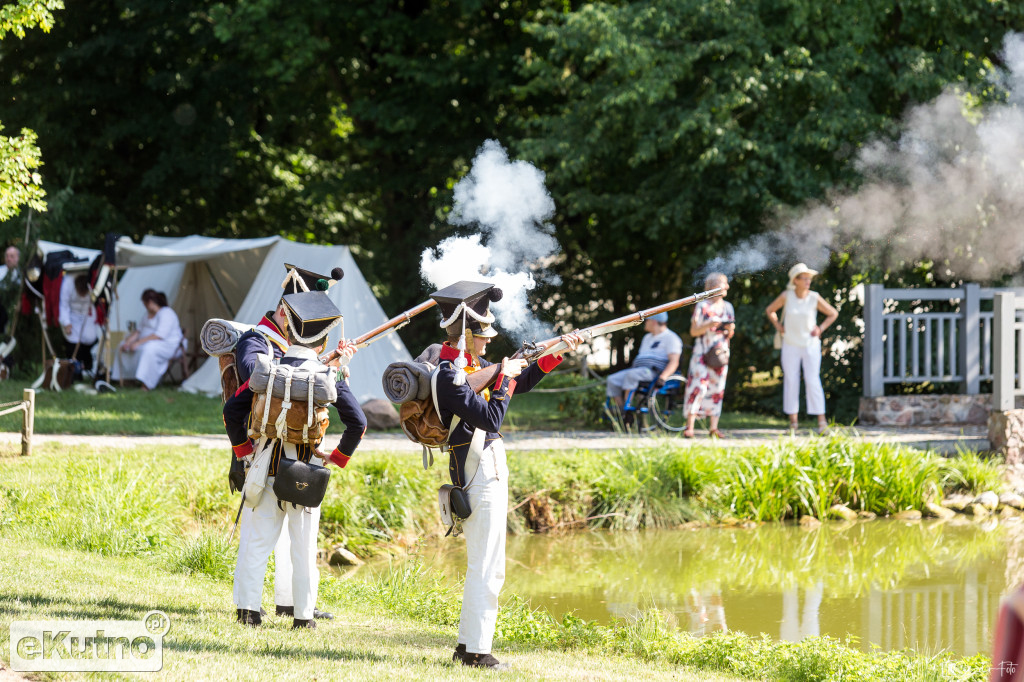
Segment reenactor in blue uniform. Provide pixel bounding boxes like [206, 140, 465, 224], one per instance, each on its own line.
[226, 271, 366, 628]
[427, 281, 582, 669]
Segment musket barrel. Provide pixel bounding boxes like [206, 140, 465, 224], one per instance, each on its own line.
[529, 286, 725, 360]
[353, 299, 438, 346]
[465, 286, 724, 391]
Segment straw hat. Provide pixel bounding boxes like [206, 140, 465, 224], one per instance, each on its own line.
[788, 263, 819, 283]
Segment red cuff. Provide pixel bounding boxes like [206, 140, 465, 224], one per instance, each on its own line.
[537, 354, 563, 373]
[233, 379, 251, 397]
[494, 374, 517, 397]
[233, 440, 254, 458]
[328, 449, 351, 468]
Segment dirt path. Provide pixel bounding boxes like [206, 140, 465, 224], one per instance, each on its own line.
[0, 424, 989, 454]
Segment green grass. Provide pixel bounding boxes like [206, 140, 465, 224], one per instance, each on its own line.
[0, 378, 790, 436]
[0, 381, 226, 435]
[0, 443, 999, 680]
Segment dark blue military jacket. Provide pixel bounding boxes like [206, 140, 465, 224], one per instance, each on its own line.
[433, 343, 561, 487]
[235, 315, 288, 385]
[224, 330, 366, 475]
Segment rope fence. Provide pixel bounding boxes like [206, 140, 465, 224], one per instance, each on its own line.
[0, 389, 35, 456]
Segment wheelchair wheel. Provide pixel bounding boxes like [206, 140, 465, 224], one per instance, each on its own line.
[648, 374, 688, 432]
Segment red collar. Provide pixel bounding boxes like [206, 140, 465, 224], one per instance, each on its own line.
[256, 314, 288, 352]
[440, 343, 476, 367]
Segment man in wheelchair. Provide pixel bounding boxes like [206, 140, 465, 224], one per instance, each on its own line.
[605, 312, 682, 427]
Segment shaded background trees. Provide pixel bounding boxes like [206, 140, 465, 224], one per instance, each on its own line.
[2, 0, 1022, 417]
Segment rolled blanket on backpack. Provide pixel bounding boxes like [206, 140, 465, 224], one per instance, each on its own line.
[249, 353, 338, 405]
[414, 343, 443, 366]
[200, 318, 247, 357]
[382, 361, 433, 403]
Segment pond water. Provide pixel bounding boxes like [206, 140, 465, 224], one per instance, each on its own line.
[354, 518, 1024, 656]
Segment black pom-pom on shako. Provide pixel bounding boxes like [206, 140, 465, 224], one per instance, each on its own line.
[488, 288, 503, 302]
[331, 267, 345, 281]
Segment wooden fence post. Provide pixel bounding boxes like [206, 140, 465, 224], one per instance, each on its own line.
[961, 283, 981, 394]
[21, 388, 34, 457]
[993, 293, 1015, 411]
[863, 284, 885, 397]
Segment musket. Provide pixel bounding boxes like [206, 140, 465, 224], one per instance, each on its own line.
[320, 299, 438, 365]
[465, 286, 726, 394]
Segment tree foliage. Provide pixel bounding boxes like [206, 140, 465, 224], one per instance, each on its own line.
[0, 0, 62, 221]
[2, 0, 1023, 407]
[512, 0, 1024, 391]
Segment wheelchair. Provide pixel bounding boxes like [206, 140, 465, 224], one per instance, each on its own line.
[605, 373, 688, 432]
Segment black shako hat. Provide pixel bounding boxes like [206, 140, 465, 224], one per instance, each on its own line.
[430, 281, 503, 338]
[281, 291, 343, 345]
[282, 263, 345, 297]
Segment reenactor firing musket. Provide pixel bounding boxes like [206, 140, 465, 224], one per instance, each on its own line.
[465, 286, 726, 394]
[319, 299, 438, 365]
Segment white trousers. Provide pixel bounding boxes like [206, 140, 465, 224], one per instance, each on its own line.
[458, 431, 508, 655]
[233, 445, 320, 620]
[233, 506, 295, 607]
[780, 339, 826, 416]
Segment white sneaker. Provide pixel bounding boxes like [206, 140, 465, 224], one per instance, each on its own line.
[94, 379, 117, 394]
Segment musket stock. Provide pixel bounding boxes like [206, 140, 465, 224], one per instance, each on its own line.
[464, 287, 725, 394]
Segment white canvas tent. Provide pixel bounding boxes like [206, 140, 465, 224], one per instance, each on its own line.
[110, 235, 412, 402]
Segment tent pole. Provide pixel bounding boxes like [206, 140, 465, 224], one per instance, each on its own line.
[111, 268, 123, 386]
[204, 261, 235, 319]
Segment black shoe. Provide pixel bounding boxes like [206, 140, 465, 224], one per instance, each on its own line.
[278, 605, 333, 619]
[456, 650, 509, 670]
[237, 609, 262, 627]
[452, 643, 466, 662]
[292, 618, 316, 629]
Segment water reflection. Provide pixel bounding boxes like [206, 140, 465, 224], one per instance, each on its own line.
[780, 584, 822, 641]
[353, 518, 1024, 655]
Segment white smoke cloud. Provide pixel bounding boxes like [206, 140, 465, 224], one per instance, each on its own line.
[701, 32, 1024, 283]
[421, 139, 561, 339]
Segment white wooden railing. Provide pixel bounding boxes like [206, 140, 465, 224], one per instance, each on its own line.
[863, 284, 1024, 397]
[993, 292, 1024, 410]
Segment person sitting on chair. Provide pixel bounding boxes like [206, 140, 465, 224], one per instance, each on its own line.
[58, 273, 100, 378]
[112, 289, 183, 390]
[605, 312, 682, 425]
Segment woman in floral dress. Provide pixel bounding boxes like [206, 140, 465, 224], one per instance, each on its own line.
[682, 272, 735, 438]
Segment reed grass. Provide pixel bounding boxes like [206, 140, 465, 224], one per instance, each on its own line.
[508, 435, 1005, 527]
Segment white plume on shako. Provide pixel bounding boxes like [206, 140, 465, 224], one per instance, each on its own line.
[699, 31, 1024, 284]
[421, 139, 561, 340]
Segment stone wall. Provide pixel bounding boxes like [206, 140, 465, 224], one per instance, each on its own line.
[858, 394, 1024, 426]
[989, 409, 1024, 466]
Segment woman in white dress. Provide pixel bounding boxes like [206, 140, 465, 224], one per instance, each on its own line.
[113, 289, 183, 390]
[765, 263, 838, 434]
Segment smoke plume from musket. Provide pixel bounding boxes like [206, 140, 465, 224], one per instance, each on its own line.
[700, 32, 1024, 284]
[421, 139, 561, 339]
